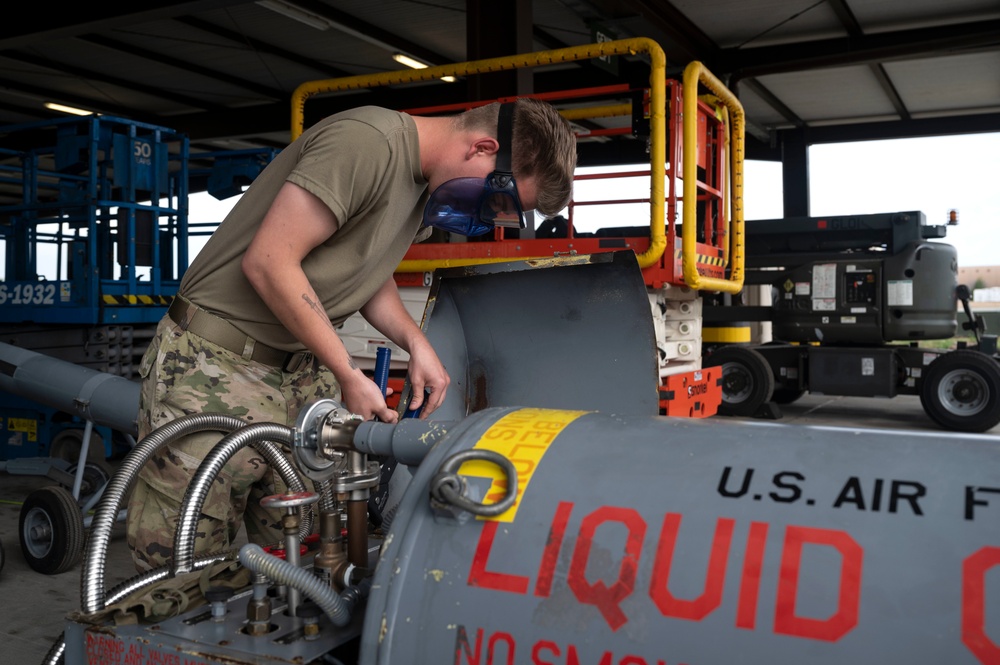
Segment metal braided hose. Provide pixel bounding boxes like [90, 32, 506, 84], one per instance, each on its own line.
[172, 422, 309, 576]
[314, 477, 338, 513]
[81, 413, 247, 614]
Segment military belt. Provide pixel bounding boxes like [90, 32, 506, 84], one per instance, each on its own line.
[167, 297, 312, 373]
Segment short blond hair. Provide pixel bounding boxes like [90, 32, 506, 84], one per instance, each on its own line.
[455, 99, 577, 215]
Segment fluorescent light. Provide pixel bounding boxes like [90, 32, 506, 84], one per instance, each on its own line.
[255, 0, 330, 31]
[44, 102, 94, 116]
[392, 53, 427, 70]
[392, 53, 456, 83]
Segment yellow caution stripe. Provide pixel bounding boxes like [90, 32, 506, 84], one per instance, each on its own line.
[461, 408, 588, 522]
[101, 294, 172, 305]
[703, 326, 752, 343]
[673, 248, 726, 267]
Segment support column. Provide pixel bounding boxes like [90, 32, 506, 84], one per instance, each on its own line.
[465, 0, 536, 238]
[780, 128, 809, 217]
[466, 0, 533, 101]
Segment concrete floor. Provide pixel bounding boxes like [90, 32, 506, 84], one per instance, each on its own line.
[0, 469, 135, 664]
[744, 391, 1000, 435]
[0, 393, 997, 665]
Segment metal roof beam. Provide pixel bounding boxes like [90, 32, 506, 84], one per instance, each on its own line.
[739, 78, 804, 128]
[620, 0, 720, 65]
[78, 33, 284, 102]
[723, 19, 1000, 79]
[826, 0, 910, 121]
[173, 15, 354, 80]
[781, 111, 1000, 145]
[0, 51, 223, 114]
[286, 0, 454, 66]
[0, 2, 241, 46]
[163, 65, 639, 144]
[868, 65, 910, 121]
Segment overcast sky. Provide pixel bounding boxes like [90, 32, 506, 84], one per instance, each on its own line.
[746, 132, 1000, 268]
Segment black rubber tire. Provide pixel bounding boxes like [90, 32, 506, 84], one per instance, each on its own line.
[50, 428, 106, 465]
[920, 350, 1000, 433]
[772, 387, 806, 404]
[18, 486, 85, 575]
[704, 346, 775, 417]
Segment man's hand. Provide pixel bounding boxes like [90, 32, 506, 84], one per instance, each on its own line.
[405, 339, 450, 418]
[340, 370, 399, 423]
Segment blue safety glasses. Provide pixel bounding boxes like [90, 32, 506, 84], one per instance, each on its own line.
[422, 174, 525, 236]
[422, 102, 526, 237]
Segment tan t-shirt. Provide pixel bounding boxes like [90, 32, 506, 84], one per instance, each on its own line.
[179, 107, 429, 351]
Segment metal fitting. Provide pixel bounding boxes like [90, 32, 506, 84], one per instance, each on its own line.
[293, 399, 362, 481]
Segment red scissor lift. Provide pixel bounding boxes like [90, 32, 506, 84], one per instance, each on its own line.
[292, 39, 746, 417]
[393, 83, 742, 416]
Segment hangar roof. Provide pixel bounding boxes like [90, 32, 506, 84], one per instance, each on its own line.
[1, 1, 997, 160]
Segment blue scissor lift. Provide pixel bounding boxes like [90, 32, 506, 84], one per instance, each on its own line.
[0, 115, 274, 573]
[0, 115, 190, 573]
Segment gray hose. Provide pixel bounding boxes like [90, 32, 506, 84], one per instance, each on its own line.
[172, 422, 308, 575]
[81, 413, 247, 613]
[46, 553, 228, 665]
[239, 543, 364, 627]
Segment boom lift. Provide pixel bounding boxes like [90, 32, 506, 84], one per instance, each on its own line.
[292, 38, 747, 418]
[702, 210, 1000, 432]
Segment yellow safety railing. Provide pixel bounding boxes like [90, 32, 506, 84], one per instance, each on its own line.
[292, 38, 666, 272]
[292, 40, 743, 293]
[682, 62, 745, 294]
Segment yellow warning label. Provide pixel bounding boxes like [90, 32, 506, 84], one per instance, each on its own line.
[460, 408, 588, 522]
[7, 417, 38, 442]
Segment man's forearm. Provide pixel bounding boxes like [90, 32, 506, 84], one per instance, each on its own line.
[359, 277, 426, 353]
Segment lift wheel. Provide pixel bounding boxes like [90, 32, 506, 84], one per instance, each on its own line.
[19, 485, 85, 575]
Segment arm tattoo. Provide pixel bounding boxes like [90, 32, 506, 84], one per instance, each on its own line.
[302, 293, 358, 370]
[301, 294, 335, 330]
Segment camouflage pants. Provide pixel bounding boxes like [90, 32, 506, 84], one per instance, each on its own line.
[126, 316, 340, 572]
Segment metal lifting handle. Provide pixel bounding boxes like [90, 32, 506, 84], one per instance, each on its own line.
[681, 61, 745, 294]
[430, 449, 518, 518]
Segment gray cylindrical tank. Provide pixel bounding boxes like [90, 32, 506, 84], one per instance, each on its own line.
[360, 407, 999, 664]
[0, 341, 139, 435]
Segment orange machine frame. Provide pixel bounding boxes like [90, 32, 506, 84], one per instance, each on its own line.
[392, 78, 734, 293]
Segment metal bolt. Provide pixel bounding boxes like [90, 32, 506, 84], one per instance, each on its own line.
[205, 586, 233, 622]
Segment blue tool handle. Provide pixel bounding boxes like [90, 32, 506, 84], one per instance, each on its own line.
[373, 347, 391, 395]
[376, 346, 425, 419]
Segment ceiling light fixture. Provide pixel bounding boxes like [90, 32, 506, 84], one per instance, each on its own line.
[255, 0, 330, 31]
[44, 102, 94, 116]
[392, 53, 427, 70]
[392, 53, 456, 83]
[254, 3, 456, 83]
